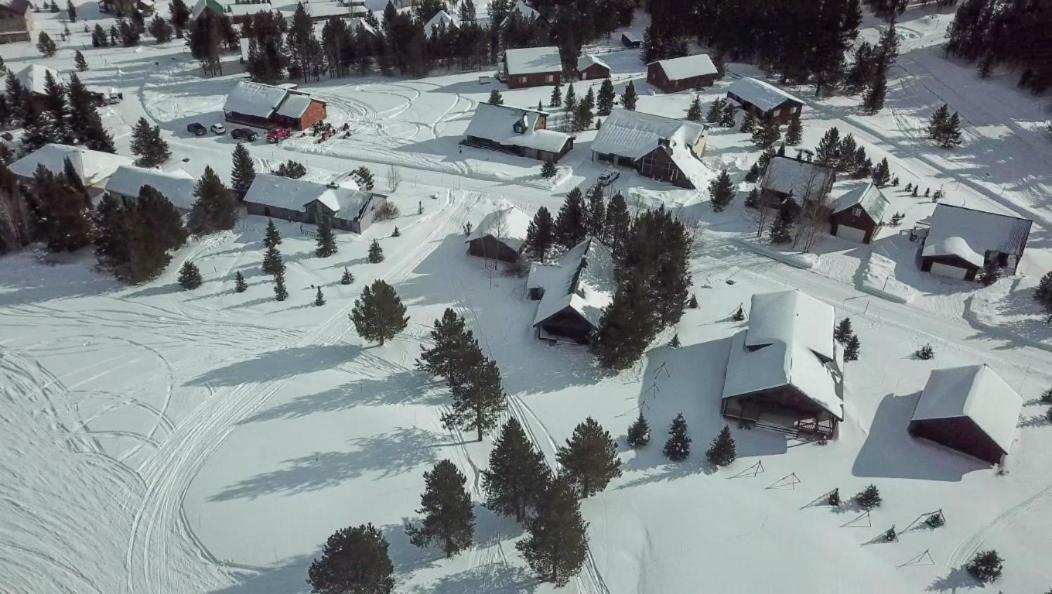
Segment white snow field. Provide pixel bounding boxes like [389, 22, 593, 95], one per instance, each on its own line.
[3, 2, 1052, 593]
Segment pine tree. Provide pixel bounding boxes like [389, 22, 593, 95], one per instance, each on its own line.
[705, 425, 736, 467]
[92, 23, 108, 47]
[482, 417, 550, 522]
[188, 167, 236, 234]
[74, 50, 88, 72]
[315, 217, 337, 257]
[524, 206, 554, 260]
[262, 241, 285, 276]
[744, 163, 761, 183]
[927, 104, 950, 141]
[148, 15, 173, 42]
[556, 417, 621, 498]
[516, 475, 588, 587]
[706, 98, 725, 124]
[740, 111, 756, 134]
[596, 79, 615, 116]
[604, 193, 631, 254]
[549, 82, 562, 108]
[407, 460, 474, 557]
[350, 280, 409, 345]
[863, 57, 888, 113]
[621, 80, 637, 111]
[487, 89, 503, 105]
[263, 219, 282, 249]
[42, 70, 67, 126]
[816, 127, 841, 167]
[37, 32, 57, 57]
[686, 96, 701, 121]
[768, 204, 794, 244]
[443, 356, 506, 442]
[663, 413, 691, 461]
[540, 159, 557, 179]
[573, 97, 593, 131]
[563, 84, 576, 110]
[719, 102, 736, 127]
[626, 413, 650, 447]
[353, 166, 374, 190]
[940, 112, 963, 148]
[234, 271, 247, 292]
[872, 157, 891, 187]
[585, 187, 605, 237]
[230, 143, 255, 197]
[178, 261, 202, 289]
[273, 270, 288, 301]
[307, 524, 394, 594]
[274, 160, 307, 178]
[1034, 271, 1052, 311]
[844, 335, 861, 361]
[592, 279, 652, 370]
[834, 318, 854, 344]
[66, 0, 75, 20]
[341, 267, 354, 285]
[311, 286, 324, 306]
[786, 114, 803, 145]
[418, 308, 474, 382]
[966, 550, 1003, 584]
[708, 168, 734, 212]
[367, 239, 384, 263]
[130, 117, 170, 167]
[553, 188, 587, 248]
[854, 484, 882, 510]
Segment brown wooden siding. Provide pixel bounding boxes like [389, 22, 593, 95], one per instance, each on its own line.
[908, 417, 1004, 465]
[830, 208, 879, 243]
[638, 146, 694, 189]
[506, 71, 562, 89]
[578, 64, 610, 80]
[727, 92, 803, 125]
[646, 63, 717, 93]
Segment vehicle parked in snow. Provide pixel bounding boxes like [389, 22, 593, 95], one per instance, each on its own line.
[597, 169, 620, 187]
[210, 123, 226, 135]
[186, 122, 208, 136]
[231, 127, 258, 141]
[267, 128, 292, 143]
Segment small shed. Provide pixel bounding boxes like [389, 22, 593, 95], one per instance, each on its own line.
[646, 54, 718, 93]
[526, 238, 615, 343]
[502, 46, 563, 88]
[577, 55, 610, 80]
[621, 32, 641, 48]
[465, 205, 532, 262]
[920, 204, 1032, 280]
[726, 77, 805, 125]
[909, 365, 1022, 465]
[830, 183, 890, 243]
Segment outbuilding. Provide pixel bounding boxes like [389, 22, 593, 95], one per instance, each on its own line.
[502, 46, 563, 88]
[919, 204, 1032, 281]
[726, 77, 805, 125]
[577, 55, 610, 80]
[621, 32, 641, 48]
[590, 109, 708, 189]
[758, 156, 836, 212]
[222, 81, 327, 130]
[909, 364, 1022, 465]
[464, 103, 573, 162]
[830, 183, 890, 243]
[526, 237, 615, 343]
[646, 54, 718, 93]
[0, 0, 32, 43]
[243, 173, 386, 233]
[465, 205, 532, 262]
[105, 165, 197, 212]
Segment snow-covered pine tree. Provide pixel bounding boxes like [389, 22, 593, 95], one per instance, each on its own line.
[553, 188, 587, 248]
[708, 168, 734, 212]
[488, 89, 503, 105]
[621, 81, 636, 111]
[74, 50, 88, 72]
[178, 261, 202, 289]
[854, 484, 882, 510]
[264, 219, 281, 249]
[315, 217, 337, 257]
[603, 193, 631, 254]
[314, 286, 325, 306]
[597, 79, 615, 116]
[591, 279, 652, 370]
[686, 96, 701, 121]
[586, 187, 605, 237]
[262, 243, 285, 276]
[407, 459, 474, 557]
[418, 308, 474, 382]
[732, 304, 745, 321]
[234, 271, 247, 292]
[130, 117, 170, 167]
[688, 293, 699, 309]
[187, 166, 236, 235]
[573, 97, 593, 131]
[844, 335, 861, 361]
[37, 31, 57, 57]
[443, 356, 506, 442]
[663, 413, 691, 461]
[273, 269, 288, 301]
[768, 203, 795, 244]
[524, 206, 554, 260]
[871, 157, 891, 187]
[307, 524, 394, 594]
[350, 280, 408, 345]
[862, 57, 888, 113]
[563, 84, 576, 110]
[516, 476, 588, 587]
[549, 83, 562, 108]
[230, 143, 255, 197]
[719, 101, 736, 127]
[815, 127, 841, 167]
[353, 166, 374, 190]
[556, 417, 622, 498]
[341, 267, 354, 285]
[939, 112, 963, 148]
[368, 239, 384, 263]
[625, 413, 651, 448]
[834, 318, 854, 344]
[740, 111, 756, 133]
[482, 417, 550, 522]
[705, 425, 736, 467]
[705, 98, 725, 124]
[927, 104, 950, 142]
[786, 114, 803, 145]
[540, 159, 557, 179]
[744, 163, 761, 183]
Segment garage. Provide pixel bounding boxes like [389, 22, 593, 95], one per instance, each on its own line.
[929, 262, 969, 280]
[835, 224, 867, 243]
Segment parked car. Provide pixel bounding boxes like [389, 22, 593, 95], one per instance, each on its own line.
[210, 123, 226, 135]
[597, 169, 620, 187]
[231, 127, 258, 141]
[267, 127, 292, 143]
[478, 75, 493, 85]
[186, 122, 207, 136]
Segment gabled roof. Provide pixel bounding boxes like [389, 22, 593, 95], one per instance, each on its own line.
[527, 238, 616, 330]
[0, 0, 30, 15]
[502, 0, 539, 25]
[912, 364, 1022, 454]
[649, 54, 717, 81]
[9, 144, 134, 186]
[591, 109, 706, 160]
[722, 290, 843, 420]
[465, 103, 572, 153]
[726, 77, 804, 113]
[760, 156, 836, 202]
[577, 54, 610, 73]
[504, 46, 562, 76]
[191, 0, 225, 19]
[243, 173, 374, 221]
[223, 81, 321, 120]
[921, 204, 1032, 268]
[105, 166, 197, 211]
[15, 64, 61, 96]
[275, 93, 312, 118]
[423, 9, 458, 38]
[466, 204, 532, 252]
[833, 183, 891, 223]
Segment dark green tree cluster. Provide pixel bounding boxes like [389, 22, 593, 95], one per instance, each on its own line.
[708, 168, 735, 212]
[927, 104, 963, 149]
[947, 0, 1052, 93]
[705, 425, 736, 467]
[835, 317, 861, 361]
[187, 167, 237, 235]
[556, 417, 621, 497]
[93, 186, 188, 283]
[130, 117, 170, 167]
[230, 143, 256, 197]
[351, 279, 409, 345]
[187, 9, 237, 76]
[854, 484, 882, 510]
[178, 261, 202, 289]
[307, 524, 395, 594]
[5, 71, 114, 153]
[22, 161, 93, 253]
[273, 160, 307, 179]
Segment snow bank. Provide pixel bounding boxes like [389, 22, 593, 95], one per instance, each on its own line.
[858, 252, 914, 304]
[731, 237, 818, 269]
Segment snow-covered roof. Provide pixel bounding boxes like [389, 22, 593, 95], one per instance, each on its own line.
[591, 109, 706, 160]
[304, 0, 351, 19]
[528, 238, 616, 330]
[504, 46, 562, 76]
[275, 93, 312, 118]
[912, 365, 1022, 454]
[833, 183, 891, 223]
[723, 290, 843, 420]
[649, 54, 717, 81]
[105, 166, 197, 211]
[760, 157, 836, 202]
[223, 81, 289, 119]
[15, 64, 61, 96]
[577, 54, 610, 73]
[9, 144, 134, 187]
[243, 173, 373, 220]
[191, 0, 224, 19]
[921, 204, 1032, 267]
[501, 0, 539, 25]
[423, 9, 458, 38]
[465, 103, 572, 153]
[226, 2, 275, 17]
[466, 204, 532, 252]
[0, 0, 31, 15]
[350, 17, 379, 36]
[726, 77, 804, 113]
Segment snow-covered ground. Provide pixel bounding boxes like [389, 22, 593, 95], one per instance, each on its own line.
[3, 2, 1052, 593]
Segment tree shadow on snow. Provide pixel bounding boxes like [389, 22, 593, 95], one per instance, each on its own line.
[186, 343, 363, 387]
[207, 554, 314, 594]
[852, 393, 986, 482]
[926, 565, 982, 593]
[415, 564, 537, 594]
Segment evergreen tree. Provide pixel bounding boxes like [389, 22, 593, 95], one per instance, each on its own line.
[482, 417, 550, 522]
[273, 269, 288, 301]
[230, 143, 255, 197]
[74, 50, 88, 72]
[148, 15, 173, 43]
[596, 79, 615, 116]
[178, 261, 203, 289]
[834, 318, 854, 344]
[263, 218, 282, 249]
[556, 417, 621, 497]
[844, 334, 861, 361]
[940, 112, 963, 148]
[927, 104, 950, 142]
[443, 355, 506, 442]
[341, 267, 354, 285]
[854, 484, 882, 510]
[354, 166, 375, 190]
[705, 98, 725, 124]
[966, 550, 1003, 584]
[705, 425, 736, 467]
[719, 102, 736, 127]
[314, 286, 326, 306]
[419, 308, 477, 389]
[740, 111, 756, 134]
[37, 32, 57, 57]
[626, 413, 650, 447]
[516, 476, 588, 587]
[368, 239, 384, 263]
[187, 167, 236, 234]
[27, 166, 92, 252]
[686, 95, 701, 121]
[307, 524, 394, 594]
[407, 460, 474, 557]
[603, 193, 631, 253]
[816, 127, 841, 167]
[592, 279, 652, 369]
[234, 271, 247, 292]
[573, 97, 593, 131]
[274, 160, 307, 178]
[130, 117, 170, 167]
[621, 80, 637, 111]
[553, 188, 587, 248]
[585, 187, 605, 238]
[42, 71, 67, 126]
[66, 0, 75, 20]
[786, 114, 803, 145]
[92, 24, 109, 47]
[871, 157, 891, 187]
[315, 217, 337, 257]
[350, 280, 409, 345]
[1034, 271, 1052, 313]
[549, 83, 562, 108]
[863, 57, 888, 113]
[540, 159, 557, 179]
[768, 203, 794, 244]
[563, 84, 576, 110]
[487, 89, 503, 105]
[524, 206, 554, 260]
[663, 413, 690, 461]
[708, 168, 734, 212]
[744, 163, 761, 184]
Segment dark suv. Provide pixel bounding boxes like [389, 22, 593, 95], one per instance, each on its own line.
[231, 127, 258, 141]
[186, 122, 207, 136]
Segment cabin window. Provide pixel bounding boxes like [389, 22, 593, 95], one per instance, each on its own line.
[545, 74, 554, 82]
[518, 76, 527, 84]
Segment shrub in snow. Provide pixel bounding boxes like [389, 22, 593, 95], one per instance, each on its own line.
[341, 267, 354, 285]
[273, 160, 306, 179]
[234, 271, 246, 293]
[890, 212, 904, 226]
[392, 227, 401, 238]
[1033, 272, 1052, 314]
[883, 527, 897, 542]
[914, 344, 934, 360]
[406, 459, 474, 557]
[627, 413, 650, 448]
[178, 261, 202, 289]
[307, 524, 394, 594]
[663, 413, 691, 461]
[374, 201, 399, 221]
[541, 160, 557, 179]
[314, 287, 325, 306]
[854, 484, 882, 510]
[368, 240, 384, 263]
[834, 318, 854, 344]
[844, 335, 861, 362]
[273, 271, 288, 301]
[827, 488, 841, 507]
[925, 510, 945, 529]
[556, 417, 622, 498]
[966, 550, 1003, 584]
[669, 334, 680, 348]
[350, 280, 408, 346]
[688, 294, 698, 309]
[705, 425, 736, 467]
[732, 305, 745, 321]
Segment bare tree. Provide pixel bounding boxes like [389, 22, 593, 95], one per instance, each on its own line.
[793, 169, 832, 253]
[387, 165, 401, 192]
[753, 191, 774, 239]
